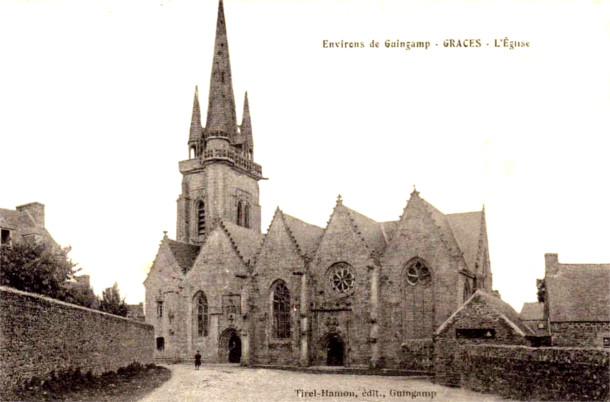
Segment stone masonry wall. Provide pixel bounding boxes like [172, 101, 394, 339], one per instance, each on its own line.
[0, 286, 154, 395]
[311, 207, 373, 367]
[460, 345, 610, 401]
[551, 322, 610, 348]
[434, 296, 529, 386]
[251, 217, 303, 365]
[381, 197, 461, 369]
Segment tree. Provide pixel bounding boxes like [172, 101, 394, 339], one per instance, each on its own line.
[98, 282, 129, 317]
[62, 280, 99, 309]
[0, 241, 78, 299]
[536, 278, 546, 303]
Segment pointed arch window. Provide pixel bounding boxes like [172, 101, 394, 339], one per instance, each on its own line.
[404, 259, 435, 339]
[237, 201, 243, 226]
[197, 201, 205, 236]
[244, 204, 250, 229]
[272, 282, 291, 339]
[194, 292, 209, 337]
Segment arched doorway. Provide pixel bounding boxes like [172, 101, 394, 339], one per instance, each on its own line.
[219, 328, 242, 363]
[228, 333, 242, 363]
[325, 334, 345, 366]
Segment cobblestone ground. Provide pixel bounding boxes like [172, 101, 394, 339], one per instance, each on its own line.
[139, 364, 512, 402]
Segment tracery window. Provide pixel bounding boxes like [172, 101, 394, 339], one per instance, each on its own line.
[327, 262, 356, 294]
[404, 258, 435, 339]
[197, 201, 205, 236]
[194, 292, 209, 337]
[406, 260, 432, 286]
[237, 201, 243, 226]
[272, 282, 291, 339]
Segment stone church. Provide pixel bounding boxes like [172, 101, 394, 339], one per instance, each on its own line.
[144, 1, 493, 369]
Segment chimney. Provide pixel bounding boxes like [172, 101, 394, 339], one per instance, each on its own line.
[545, 253, 559, 276]
[16, 202, 45, 228]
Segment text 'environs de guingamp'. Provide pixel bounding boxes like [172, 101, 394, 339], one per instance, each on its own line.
[323, 38, 530, 50]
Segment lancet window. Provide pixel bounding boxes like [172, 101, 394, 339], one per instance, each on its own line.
[272, 281, 291, 339]
[194, 292, 209, 337]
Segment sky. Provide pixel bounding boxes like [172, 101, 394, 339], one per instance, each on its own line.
[0, 0, 608, 312]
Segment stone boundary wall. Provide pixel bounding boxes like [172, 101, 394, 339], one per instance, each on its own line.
[459, 345, 610, 401]
[0, 286, 154, 394]
[399, 339, 434, 371]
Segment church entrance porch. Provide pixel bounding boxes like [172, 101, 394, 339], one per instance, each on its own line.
[219, 328, 242, 363]
[323, 333, 345, 366]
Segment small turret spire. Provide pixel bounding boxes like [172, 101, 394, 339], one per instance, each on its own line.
[189, 86, 202, 145]
[204, 0, 237, 139]
[241, 91, 253, 155]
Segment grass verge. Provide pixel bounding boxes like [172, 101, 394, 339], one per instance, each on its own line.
[8, 363, 171, 402]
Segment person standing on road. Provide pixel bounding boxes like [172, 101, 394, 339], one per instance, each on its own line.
[194, 351, 202, 370]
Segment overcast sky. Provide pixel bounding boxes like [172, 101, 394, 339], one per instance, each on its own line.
[1, 0, 608, 312]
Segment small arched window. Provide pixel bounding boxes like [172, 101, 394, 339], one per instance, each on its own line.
[272, 282, 291, 339]
[190, 145, 196, 159]
[244, 204, 250, 229]
[194, 292, 209, 337]
[237, 201, 243, 226]
[197, 201, 205, 236]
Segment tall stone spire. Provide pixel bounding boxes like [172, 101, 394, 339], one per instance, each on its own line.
[241, 91, 253, 155]
[204, 0, 237, 140]
[189, 86, 202, 145]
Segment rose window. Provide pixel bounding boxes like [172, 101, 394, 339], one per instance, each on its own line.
[406, 260, 432, 286]
[328, 263, 355, 294]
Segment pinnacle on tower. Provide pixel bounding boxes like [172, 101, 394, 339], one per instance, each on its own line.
[241, 91, 253, 155]
[204, 0, 237, 139]
[189, 86, 202, 146]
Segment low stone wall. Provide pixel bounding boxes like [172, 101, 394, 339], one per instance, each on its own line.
[459, 345, 610, 401]
[0, 286, 154, 395]
[399, 339, 434, 371]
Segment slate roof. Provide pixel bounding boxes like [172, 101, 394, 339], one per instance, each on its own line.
[281, 212, 324, 258]
[343, 205, 387, 254]
[446, 211, 483, 272]
[167, 240, 201, 273]
[0, 207, 58, 249]
[417, 197, 463, 258]
[547, 263, 610, 323]
[222, 221, 264, 264]
[436, 290, 533, 336]
[379, 221, 399, 244]
[519, 302, 544, 321]
[0, 208, 21, 228]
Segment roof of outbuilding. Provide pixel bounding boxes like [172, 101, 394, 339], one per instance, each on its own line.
[0, 208, 21, 228]
[435, 290, 533, 337]
[519, 302, 544, 321]
[166, 240, 201, 273]
[547, 263, 610, 323]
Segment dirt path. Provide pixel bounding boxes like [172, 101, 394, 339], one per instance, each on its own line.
[139, 364, 510, 402]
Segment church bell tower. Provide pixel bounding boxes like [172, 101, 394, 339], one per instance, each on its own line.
[176, 0, 264, 244]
